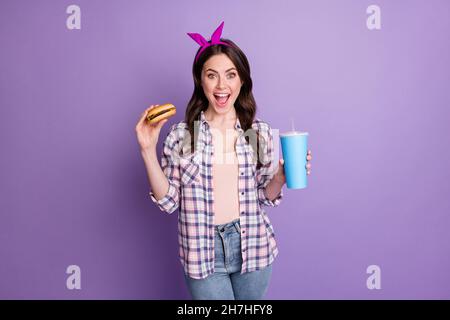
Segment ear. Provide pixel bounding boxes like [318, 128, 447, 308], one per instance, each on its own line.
[187, 33, 208, 46]
[211, 21, 225, 43]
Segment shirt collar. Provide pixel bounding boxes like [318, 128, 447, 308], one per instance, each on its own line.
[199, 110, 243, 132]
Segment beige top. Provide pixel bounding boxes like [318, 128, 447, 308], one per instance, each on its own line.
[212, 149, 240, 225]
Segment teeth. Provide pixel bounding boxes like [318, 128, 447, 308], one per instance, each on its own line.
[214, 93, 229, 97]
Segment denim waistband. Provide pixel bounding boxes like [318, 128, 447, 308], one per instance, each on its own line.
[214, 218, 241, 233]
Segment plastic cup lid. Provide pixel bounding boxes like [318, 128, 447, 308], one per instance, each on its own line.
[280, 131, 309, 136]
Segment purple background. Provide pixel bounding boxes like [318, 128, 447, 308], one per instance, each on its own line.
[1, 0, 449, 299]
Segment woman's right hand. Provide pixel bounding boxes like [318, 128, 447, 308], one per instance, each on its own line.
[135, 105, 169, 151]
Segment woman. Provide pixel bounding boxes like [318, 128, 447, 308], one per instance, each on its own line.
[135, 22, 312, 300]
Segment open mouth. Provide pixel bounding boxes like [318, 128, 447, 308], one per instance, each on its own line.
[213, 93, 230, 106]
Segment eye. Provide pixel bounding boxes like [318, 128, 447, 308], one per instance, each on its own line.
[207, 74, 216, 79]
[227, 73, 236, 79]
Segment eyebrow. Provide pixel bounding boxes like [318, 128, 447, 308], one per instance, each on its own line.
[205, 68, 237, 73]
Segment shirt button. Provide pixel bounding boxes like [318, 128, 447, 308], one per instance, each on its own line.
[242, 248, 246, 252]
[220, 228, 225, 232]
[241, 192, 244, 195]
[242, 230, 245, 234]
[240, 172, 244, 175]
[241, 211, 245, 215]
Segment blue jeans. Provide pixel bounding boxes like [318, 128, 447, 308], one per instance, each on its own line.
[183, 218, 273, 300]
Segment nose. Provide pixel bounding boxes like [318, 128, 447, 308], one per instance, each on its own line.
[216, 75, 226, 89]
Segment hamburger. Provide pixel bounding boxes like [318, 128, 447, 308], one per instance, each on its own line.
[146, 104, 176, 124]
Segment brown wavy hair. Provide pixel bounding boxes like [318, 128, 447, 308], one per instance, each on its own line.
[184, 38, 264, 170]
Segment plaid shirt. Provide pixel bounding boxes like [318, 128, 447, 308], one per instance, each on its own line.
[149, 110, 283, 279]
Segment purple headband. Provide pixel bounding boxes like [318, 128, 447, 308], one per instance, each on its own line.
[187, 21, 231, 62]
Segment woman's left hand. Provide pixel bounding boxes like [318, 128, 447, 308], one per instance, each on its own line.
[274, 149, 312, 184]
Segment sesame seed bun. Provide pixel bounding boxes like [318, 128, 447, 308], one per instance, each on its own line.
[146, 104, 176, 124]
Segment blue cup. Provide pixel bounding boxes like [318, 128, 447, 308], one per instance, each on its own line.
[280, 131, 309, 189]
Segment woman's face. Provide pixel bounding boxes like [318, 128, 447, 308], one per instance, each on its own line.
[201, 53, 243, 115]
